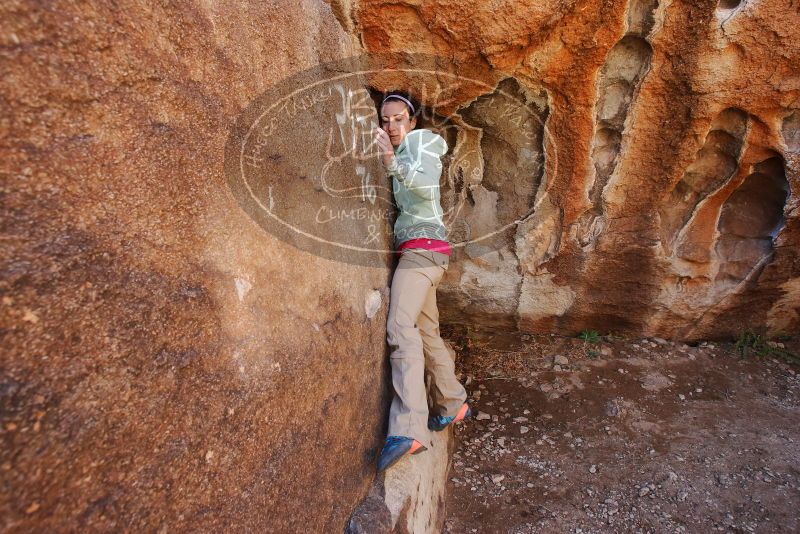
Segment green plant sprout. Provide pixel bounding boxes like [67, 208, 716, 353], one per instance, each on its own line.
[577, 330, 601, 344]
[733, 330, 798, 364]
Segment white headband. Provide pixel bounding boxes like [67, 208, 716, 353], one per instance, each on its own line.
[381, 94, 416, 116]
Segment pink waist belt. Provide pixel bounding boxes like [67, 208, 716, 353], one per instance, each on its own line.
[397, 238, 452, 256]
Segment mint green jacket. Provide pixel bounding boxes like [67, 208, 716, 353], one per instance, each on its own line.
[385, 129, 449, 249]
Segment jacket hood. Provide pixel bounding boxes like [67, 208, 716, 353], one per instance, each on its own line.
[396, 128, 448, 158]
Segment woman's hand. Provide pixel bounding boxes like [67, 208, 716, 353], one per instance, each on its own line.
[374, 127, 395, 168]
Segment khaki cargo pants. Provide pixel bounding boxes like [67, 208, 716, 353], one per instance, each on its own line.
[386, 248, 468, 449]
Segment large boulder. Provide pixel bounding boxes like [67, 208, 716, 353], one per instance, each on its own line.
[1, 1, 393, 531]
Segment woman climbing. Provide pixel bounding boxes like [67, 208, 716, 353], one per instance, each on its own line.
[372, 91, 472, 472]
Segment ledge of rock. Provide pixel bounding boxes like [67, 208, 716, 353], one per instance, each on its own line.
[347, 429, 455, 534]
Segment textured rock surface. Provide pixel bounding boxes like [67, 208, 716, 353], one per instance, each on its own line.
[347, 0, 800, 340]
[1, 1, 392, 532]
[3, 0, 800, 532]
[347, 430, 454, 534]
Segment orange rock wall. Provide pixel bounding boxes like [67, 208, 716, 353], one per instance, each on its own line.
[2, 0, 799, 532]
[348, 0, 800, 340]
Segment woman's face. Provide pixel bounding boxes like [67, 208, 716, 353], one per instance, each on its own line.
[380, 100, 417, 147]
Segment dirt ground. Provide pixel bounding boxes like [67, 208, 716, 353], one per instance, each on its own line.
[439, 326, 800, 534]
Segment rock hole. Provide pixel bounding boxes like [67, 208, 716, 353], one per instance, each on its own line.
[659, 108, 748, 252]
[592, 128, 622, 180]
[627, 0, 659, 36]
[782, 111, 800, 152]
[578, 36, 652, 246]
[717, 0, 742, 10]
[714, 155, 789, 284]
[459, 77, 549, 247]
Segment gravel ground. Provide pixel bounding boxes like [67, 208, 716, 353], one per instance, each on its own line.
[440, 326, 800, 534]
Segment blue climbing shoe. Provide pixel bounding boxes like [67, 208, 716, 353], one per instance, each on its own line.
[377, 435, 427, 472]
[428, 402, 472, 431]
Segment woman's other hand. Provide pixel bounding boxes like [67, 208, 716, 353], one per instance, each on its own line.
[374, 127, 395, 168]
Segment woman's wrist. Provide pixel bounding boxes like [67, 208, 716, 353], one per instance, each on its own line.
[385, 155, 404, 178]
